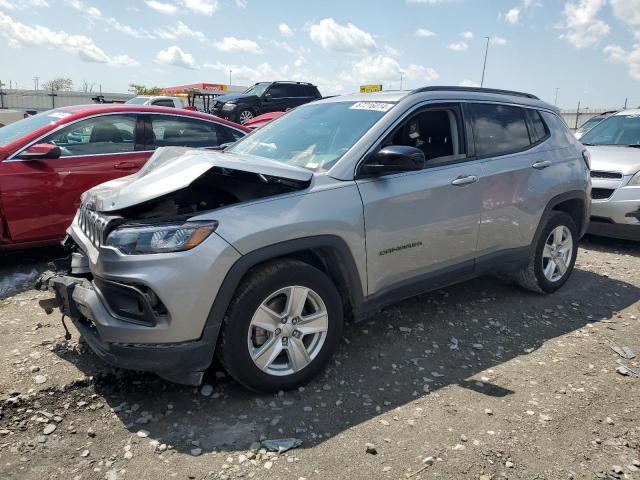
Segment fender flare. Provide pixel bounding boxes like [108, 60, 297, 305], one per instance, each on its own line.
[198, 235, 364, 350]
[530, 190, 589, 250]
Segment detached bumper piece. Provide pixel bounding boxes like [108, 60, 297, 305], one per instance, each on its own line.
[44, 275, 214, 385]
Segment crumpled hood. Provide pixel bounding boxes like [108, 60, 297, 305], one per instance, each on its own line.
[215, 93, 257, 104]
[82, 147, 313, 212]
[588, 145, 640, 176]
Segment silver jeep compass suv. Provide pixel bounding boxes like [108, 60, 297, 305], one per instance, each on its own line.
[44, 87, 591, 392]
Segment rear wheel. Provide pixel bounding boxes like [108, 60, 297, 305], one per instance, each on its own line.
[516, 211, 578, 293]
[218, 259, 343, 392]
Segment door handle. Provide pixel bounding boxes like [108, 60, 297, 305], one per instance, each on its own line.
[451, 175, 479, 186]
[532, 160, 551, 170]
[114, 162, 137, 170]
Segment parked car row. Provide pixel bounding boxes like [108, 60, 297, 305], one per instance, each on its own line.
[39, 86, 592, 392]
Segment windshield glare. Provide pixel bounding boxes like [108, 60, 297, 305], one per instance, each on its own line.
[578, 118, 602, 132]
[0, 110, 61, 147]
[581, 114, 640, 146]
[243, 83, 269, 97]
[228, 101, 393, 172]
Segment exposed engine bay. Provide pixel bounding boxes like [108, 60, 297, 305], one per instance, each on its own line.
[113, 166, 309, 221]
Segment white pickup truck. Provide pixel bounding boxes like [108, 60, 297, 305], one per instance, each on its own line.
[125, 95, 185, 108]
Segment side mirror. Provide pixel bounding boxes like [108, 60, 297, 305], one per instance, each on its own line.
[362, 145, 425, 175]
[17, 143, 61, 160]
[262, 93, 271, 101]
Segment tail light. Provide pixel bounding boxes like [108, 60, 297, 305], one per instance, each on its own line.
[582, 149, 591, 170]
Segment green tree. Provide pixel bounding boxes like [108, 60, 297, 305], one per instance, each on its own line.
[128, 84, 162, 95]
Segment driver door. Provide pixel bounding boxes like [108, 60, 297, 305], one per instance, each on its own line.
[0, 113, 147, 243]
[261, 85, 290, 113]
[356, 103, 483, 295]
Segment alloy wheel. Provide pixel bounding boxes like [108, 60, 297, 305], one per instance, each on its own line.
[542, 225, 573, 282]
[239, 110, 254, 124]
[247, 286, 328, 376]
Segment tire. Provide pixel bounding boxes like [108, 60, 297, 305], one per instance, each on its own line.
[218, 259, 344, 393]
[515, 211, 578, 294]
[238, 109, 254, 125]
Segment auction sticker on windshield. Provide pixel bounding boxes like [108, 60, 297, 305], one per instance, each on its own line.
[349, 102, 394, 112]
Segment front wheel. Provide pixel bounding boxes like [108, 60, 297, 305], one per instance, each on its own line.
[218, 259, 343, 392]
[238, 109, 254, 124]
[515, 211, 578, 293]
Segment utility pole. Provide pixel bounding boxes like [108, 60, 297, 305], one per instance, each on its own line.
[624, 97, 628, 109]
[33, 76, 39, 91]
[575, 100, 581, 130]
[481, 36, 490, 87]
[554, 88, 559, 106]
[399, 70, 404, 90]
[229, 69, 232, 86]
[48, 86, 57, 109]
[0, 81, 5, 109]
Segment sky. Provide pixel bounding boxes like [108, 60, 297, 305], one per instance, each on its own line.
[0, 0, 639, 109]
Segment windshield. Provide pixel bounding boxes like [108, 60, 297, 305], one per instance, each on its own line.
[243, 83, 269, 97]
[125, 97, 149, 105]
[0, 110, 63, 147]
[228, 101, 394, 172]
[578, 117, 603, 132]
[581, 114, 640, 146]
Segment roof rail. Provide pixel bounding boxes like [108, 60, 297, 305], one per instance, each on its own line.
[410, 86, 539, 100]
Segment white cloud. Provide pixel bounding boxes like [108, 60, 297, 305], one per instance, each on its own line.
[384, 45, 402, 56]
[183, 0, 218, 15]
[0, 0, 48, 9]
[610, 0, 640, 34]
[309, 18, 376, 53]
[461, 31, 474, 39]
[0, 11, 137, 66]
[492, 36, 508, 45]
[560, 0, 610, 49]
[215, 36, 263, 54]
[145, 0, 177, 14]
[234, 0, 247, 7]
[499, 7, 520, 24]
[414, 28, 436, 38]
[448, 41, 468, 51]
[154, 21, 206, 42]
[279, 23, 293, 37]
[340, 54, 438, 87]
[156, 45, 197, 69]
[604, 43, 640, 80]
[65, 0, 153, 39]
[460, 79, 480, 87]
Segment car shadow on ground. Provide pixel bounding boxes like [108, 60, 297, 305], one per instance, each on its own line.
[0, 246, 62, 299]
[581, 233, 640, 255]
[51, 267, 640, 455]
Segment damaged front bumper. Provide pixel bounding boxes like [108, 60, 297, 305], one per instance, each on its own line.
[45, 274, 219, 385]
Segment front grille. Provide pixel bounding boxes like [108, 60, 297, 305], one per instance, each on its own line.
[591, 170, 623, 179]
[77, 205, 109, 247]
[591, 188, 615, 200]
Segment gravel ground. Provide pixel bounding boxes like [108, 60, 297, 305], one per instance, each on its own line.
[1, 236, 640, 480]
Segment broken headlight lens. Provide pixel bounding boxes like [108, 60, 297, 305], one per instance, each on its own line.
[105, 221, 218, 255]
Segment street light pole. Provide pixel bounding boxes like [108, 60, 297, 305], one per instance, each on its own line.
[399, 71, 404, 90]
[229, 70, 232, 86]
[480, 36, 490, 88]
[554, 88, 559, 105]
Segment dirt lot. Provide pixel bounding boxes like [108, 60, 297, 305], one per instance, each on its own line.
[1, 236, 640, 480]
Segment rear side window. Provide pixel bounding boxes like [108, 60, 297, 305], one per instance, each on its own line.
[471, 103, 531, 156]
[152, 99, 175, 107]
[527, 109, 549, 142]
[150, 115, 235, 148]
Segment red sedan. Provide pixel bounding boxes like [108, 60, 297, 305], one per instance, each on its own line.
[0, 104, 249, 251]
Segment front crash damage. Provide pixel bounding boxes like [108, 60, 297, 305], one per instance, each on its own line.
[39, 147, 313, 385]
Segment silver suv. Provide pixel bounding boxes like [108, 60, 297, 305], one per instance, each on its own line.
[44, 87, 591, 392]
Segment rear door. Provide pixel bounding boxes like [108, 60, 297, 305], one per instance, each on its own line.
[145, 114, 245, 150]
[356, 103, 483, 295]
[470, 103, 553, 261]
[1, 113, 148, 243]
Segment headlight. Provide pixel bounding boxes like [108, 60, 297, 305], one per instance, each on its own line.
[105, 221, 218, 255]
[629, 171, 640, 186]
[222, 103, 237, 111]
